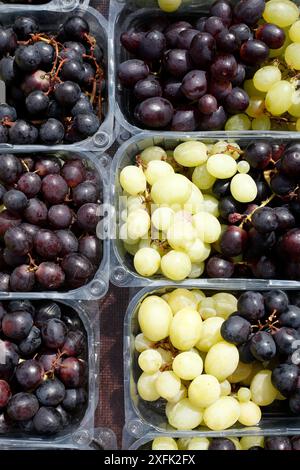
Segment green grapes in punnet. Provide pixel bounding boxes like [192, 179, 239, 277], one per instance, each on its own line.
[119, 138, 300, 281]
[134, 288, 300, 432]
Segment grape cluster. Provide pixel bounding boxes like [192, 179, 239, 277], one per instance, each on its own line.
[151, 435, 300, 450]
[0, 154, 102, 292]
[222, 289, 300, 415]
[0, 300, 87, 436]
[0, 15, 104, 145]
[117, 0, 289, 131]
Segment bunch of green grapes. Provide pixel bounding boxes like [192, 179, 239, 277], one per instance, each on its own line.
[134, 289, 282, 431]
[119, 141, 257, 281]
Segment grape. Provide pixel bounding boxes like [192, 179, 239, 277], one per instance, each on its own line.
[120, 31, 144, 53]
[172, 351, 203, 380]
[134, 76, 162, 102]
[270, 173, 295, 196]
[171, 107, 198, 131]
[72, 182, 97, 206]
[205, 341, 239, 381]
[35, 156, 61, 176]
[203, 396, 240, 430]
[188, 374, 220, 408]
[36, 377, 65, 406]
[176, 29, 199, 49]
[279, 229, 300, 259]
[34, 230, 62, 259]
[225, 113, 251, 130]
[271, 363, 298, 397]
[167, 398, 203, 430]
[41, 318, 67, 350]
[22, 69, 50, 94]
[0, 380, 11, 408]
[144, 160, 174, 185]
[152, 437, 178, 450]
[16, 359, 44, 390]
[26, 91, 49, 116]
[189, 33, 216, 68]
[209, 438, 236, 450]
[230, 173, 257, 202]
[240, 40, 269, 65]
[2, 311, 33, 341]
[192, 164, 216, 190]
[39, 119, 65, 145]
[281, 150, 300, 177]
[237, 387, 252, 402]
[152, 173, 192, 205]
[156, 371, 181, 400]
[250, 369, 278, 406]
[13, 16, 39, 39]
[71, 95, 94, 116]
[0, 154, 22, 184]
[54, 81, 81, 106]
[221, 315, 251, 345]
[174, 141, 207, 167]
[24, 199, 47, 225]
[216, 29, 239, 52]
[138, 30, 166, 61]
[76, 203, 99, 232]
[256, 23, 285, 49]
[78, 235, 101, 263]
[138, 296, 172, 342]
[198, 106, 227, 130]
[232, 63, 246, 86]
[198, 94, 218, 114]
[250, 331, 276, 361]
[274, 206, 295, 231]
[238, 291, 265, 322]
[251, 207, 278, 234]
[164, 21, 192, 47]
[10, 265, 35, 292]
[63, 16, 89, 40]
[7, 393, 39, 421]
[206, 256, 234, 278]
[252, 115, 271, 130]
[61, 388, 86, 412]
[266, 80, 294, 115]
[167, 288, 198, 313]
[224, 87, 249, 113]
[35, 42, 55, 70]
[264, 289, 289, 314]
[138, 349, 162, 374]
[163, 78, 184, 103]
[58, 357, 85, 388]
[61, 253, 94, 288]
[134, 248, 161, 277]
[163, 49, 192, 78]
[234, 0, 265, 26]
[19, 326, 41, 356]
[239, 401, 261, 426]
[207, 154, 237, 179]
[240, 436, 264, 450]
[274, 327, 300, 355]
[210, 0, 232, 26]
[15, 44, 41, 72]
[8, 120, 38, 145]
[263, 0, 299, 28]
[244, 142, 272, 169]
[137, 371, 161, 401]
[170, 306, 203, 350]
[42, 175, 68, 204]
[181, 70, 207, 100]
[279, 305, 300, 328]
[204, 16, 226, 37]
[211, 54, 237, 81]
[17, 172, 41, 198]
[196, 317, 224, 352]
[229, 23, 252, 42]
[118, 60, 149, 88]
[135, 97, 173, 129]
[33, 407, 62, 435]
[0, 340, 19, 379]
[209, 79, 232, 100]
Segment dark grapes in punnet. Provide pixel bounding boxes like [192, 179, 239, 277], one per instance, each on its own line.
[117, 0, 292, 131]
[0, 15, 105, 145]
[0, 153, 102, 293]
[0, 300, 88, 436]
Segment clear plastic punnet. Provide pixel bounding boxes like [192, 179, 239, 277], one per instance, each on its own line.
[0, 299, 100, 449]
[0, 0, 90, 12]
[110, 0, 300, 139]
[0, 4, 114, 152]
[110, 132, 300, 289]
[0, 149, 110, 300]
[123, 285, 300, 439]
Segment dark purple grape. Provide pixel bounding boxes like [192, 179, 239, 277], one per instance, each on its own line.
[73, 113, 99, 138]
[251, 256, 277, 279]
[281, 151, 300, 177]
[0, 274, 10, 292]
[41, 318, 67, 349]
[252, 207, 278, 233]
[10, 265, 35, 292]
[60, 59, 85, 83]
[48, 205, 72, 229]
[56, 230, 79, 256]
[218, 195, 242, 221]
[0, 125, 8, 143]
[15, 45, 41, 72]
[279, 305, 300, 328]
[3, 190, 28, 214]
[189, 33, 216, 68]
[176, 29, 199, 49]
[279, 229, 300, 260]
[206, 256, 234, 277]
[0, 380, 11, 407]
[216, 29, 240, 53]
[76, 203, 99, 232]
[256, 23, 285, 49]
[55, 405, 70, 426]
[198, 105, 227, 130]
[237, 291, 265, 321]
[35, 262, 65, 289]
[244, 142, 272, 169]
[163, 78, 184, 104]
[35, 156, 61, 176]
[71, 94, 93, 117]
[78, 234, 101, 263]
[163, 49, 192, 78]
[33, 407, 62, 434]
[204, 16, 226, 38]
[61, 388, 86, 412]
[212, 179, 231, 198]
[62, 330, 85, 356]
[16, 359, 44, 390]
[250, 331, 276, 361]
[7, 300, 34, 315]
[164, 21, 192, 48]
[0, 340, 19, 379]
[7, 393, 39, 422]
[4, 226, 32, 256]
[0, 28, 17, 57]
[274, 327, 300, 355]
[171, 107, 198, 131]
[26, 91, 49, 115]
[264, 437, 292, 451]
[234, 0, 266, 26]
[17, 172, 41, 198]
[240, 39, 269, 65]
[120, 31, 144, 54]
[135, 97, 173, 129]
[39, 119, 65, 145]
[3, 249, 27, 268]
[224, 87, 249, 113]
[54, 81, 81, 106]
[35, 302, 61, 329]
[210, 53, 237, 81]
[270, 173, 295, 196]
[22, 69, 50, 94]
[274, 206, 295, 231]
[0, 57, 16, 84]
[41, 174, 68, 204]
[0, 154, 22, 184]
[0, 104, 17, 121]
[210, 0, 233, 26]
[221, 315, 251, 345]
[58, 357, 85, 388]
[72, 181, 98, 206]
[13, 16, 39, 39]
[9, 120, 38, 145]
[138, 30, 166, 61]
[220, 226, 248, 257]
[181, 70, 207, 100]
[61, 253, 94, 288]
[19, 326, 41, 356]
[118, 59, 149, 88]
[238, 338, 255, 363]
[2, 310, 33, 341]
[36, 377, 65, 406]
[24, 199, 47, 225]
[209, 438, 236, 450]
[232, 63, 246, 86]
[63, 16, 89, 40]
[195, 17, 207, 32]
[35, 42, 55, 70]
[208, 80, 232, 101]
[134, 76, 162, 101]
[34, 229, 62, 259]
[271, 363, 298, 397]
[61, 160, 85, 188]
[198, 94, 218, 114]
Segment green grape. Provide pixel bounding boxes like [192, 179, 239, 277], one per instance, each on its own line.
[144, 160, 174, 185]
[127, 209, 150, 239]
[243, 79, 265, 98]
[246, 96, 265, 118]
[174, 141, 208, 167]
[138, 295, 173, 341]
[185, 184, 204, 214]
[161, 250, 192, 281]
[288, 90, 300, 117]
[140, 146, 167, 163]
[137, 371, 161, 401]
[192, 212, 221, 244]
[212, 292, 238, 318]
[227, 361, 253, 383]
[187, 438, 210, 450]
[240, 436, 264, 450]
[263, 0, 299, 27]
[192, 164, 216, 190]
[289, 19, 300, 41]
[151, 174, 192, 205]
[188, 262, 205, 278]
[252, 115, 271, 130]
[237, 161, 250, 174]
[199, 297, 217, 319]
[155, 371, 181, 401]
[158, 0, 182, 12]
[199, 194, 220, 217]
[167, 288, 198, 313]
[238, 401, 262, 426]
[169, 307, 202, 350]
[152, 437, 178, 450]
[120, 165, 146, 196]
[151, 207, 174, 231]
[203, 396, 240, 431]
[225, 114, 251, 131]
[205, 341, 239, 381]
[188, 374, 221, 408]
[250, 370, 278, 406]
[172, 351, 203, 380]
[285, 43, 300, 69]
[253, 66, 281, 92]
[167, 398, 203, 430]
[220, 379, 231, 396]
[196, 317, 224, 352]
[265, 80, 295, 115]
[134, 247, 161, 276]
[185, 238, 209, 263]
[138, 349, 162, 374]
[206, 154, 238, 179]
[237, 387, 252, 403]
[230, 173, 257, 203]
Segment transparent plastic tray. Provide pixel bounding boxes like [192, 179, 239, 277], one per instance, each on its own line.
[110, 0, 300, 139]
[110, 132, 300, 289]
[0, 149, 110, 300]
[0, 0, 89, 12]
[0, 4, 114, 153]
[124, 285, 300, 439]
[0, 298, 100, 449]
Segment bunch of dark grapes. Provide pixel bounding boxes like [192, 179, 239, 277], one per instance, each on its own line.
[117, 0, 285, 130]
[206, 141, 300, 280]
[0, 300, 88, 436]
[221, 289, 300, 415]
[0, 15, 104, 145]
[0, 153, 102, 292]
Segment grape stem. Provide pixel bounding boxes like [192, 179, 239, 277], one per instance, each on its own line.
[239, 193, 276, 228]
